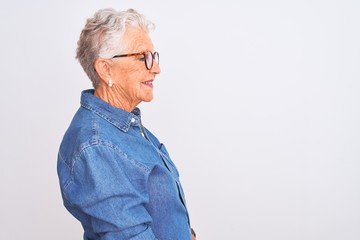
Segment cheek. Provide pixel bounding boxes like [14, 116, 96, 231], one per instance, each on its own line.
[115, 65, 139, 86]
[125, 62, 144, 79]
[125, 71, 147, 94]
[113, 61, 148, 92]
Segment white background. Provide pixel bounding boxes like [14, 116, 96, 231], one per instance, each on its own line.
[1, 1, 359, 239]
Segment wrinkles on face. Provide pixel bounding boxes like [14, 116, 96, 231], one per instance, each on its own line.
[95, 27, 160, 112]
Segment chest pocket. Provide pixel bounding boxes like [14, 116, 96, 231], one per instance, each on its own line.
[158, 143, 189, 222]
[157, 143, 180, 179]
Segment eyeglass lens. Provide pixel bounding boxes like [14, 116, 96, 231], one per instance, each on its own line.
[145, 52, 159, 70]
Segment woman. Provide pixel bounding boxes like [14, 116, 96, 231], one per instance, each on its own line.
[57, 8, 196, 240]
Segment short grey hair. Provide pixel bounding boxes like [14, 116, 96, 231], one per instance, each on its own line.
[76, 8, 154, 88]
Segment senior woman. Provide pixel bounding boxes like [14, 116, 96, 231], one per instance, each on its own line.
[57, 8, 196, 240]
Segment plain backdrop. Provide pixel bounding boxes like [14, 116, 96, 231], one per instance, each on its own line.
[1, 1, 359, 239]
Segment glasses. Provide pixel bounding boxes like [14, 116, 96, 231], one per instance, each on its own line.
[112, 51, 159, 70]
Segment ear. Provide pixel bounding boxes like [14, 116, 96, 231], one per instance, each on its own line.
[94, 58, 112, 84]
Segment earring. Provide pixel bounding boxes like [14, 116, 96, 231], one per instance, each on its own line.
[108, 80, 113, 88]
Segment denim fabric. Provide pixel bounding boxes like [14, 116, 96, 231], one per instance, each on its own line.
[57, 89, 191, 240]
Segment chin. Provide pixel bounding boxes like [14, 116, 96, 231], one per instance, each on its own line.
[142, 93, 154, 102]
[141, 97, 153, 102]
[142, 97, 154, 103]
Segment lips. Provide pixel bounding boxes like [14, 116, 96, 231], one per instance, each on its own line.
[142, 80, 154, 88]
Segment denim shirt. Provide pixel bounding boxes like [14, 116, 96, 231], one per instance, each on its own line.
[57, 90, 191, 240]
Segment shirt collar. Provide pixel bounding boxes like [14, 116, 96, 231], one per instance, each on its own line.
[80, 89, 141, 132]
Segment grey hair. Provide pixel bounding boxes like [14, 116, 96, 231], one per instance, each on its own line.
[76, 8, 155, 88]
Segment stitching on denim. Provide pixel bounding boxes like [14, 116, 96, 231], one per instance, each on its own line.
[69, 139, 152, 181]
[58, 151, 70, 170]
[91, 114, 99, 143]
[58, 152, 73, 191]
[100, 140, 152, 173]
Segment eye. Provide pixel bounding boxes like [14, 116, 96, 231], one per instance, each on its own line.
[138, 57, 146, 62]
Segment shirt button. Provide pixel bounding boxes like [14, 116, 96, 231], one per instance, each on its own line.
[131, 118, 136, 123]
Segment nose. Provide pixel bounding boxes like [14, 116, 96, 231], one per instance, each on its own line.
[151, 61, 161, 74]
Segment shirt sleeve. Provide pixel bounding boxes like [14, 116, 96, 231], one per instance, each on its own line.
[61, 143, 157, 240]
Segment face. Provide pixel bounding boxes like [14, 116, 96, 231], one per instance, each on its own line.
[110, 27, 161, 108]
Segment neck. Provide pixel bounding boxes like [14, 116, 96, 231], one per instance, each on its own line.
[94, 85, 139, 112]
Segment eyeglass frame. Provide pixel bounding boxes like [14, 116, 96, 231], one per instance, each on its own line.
[112, 51, 159, 70]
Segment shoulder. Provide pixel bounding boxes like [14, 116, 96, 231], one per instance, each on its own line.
[58, 108, 150, 180]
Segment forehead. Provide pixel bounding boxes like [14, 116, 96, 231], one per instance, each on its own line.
[122, 27, 154, 52]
